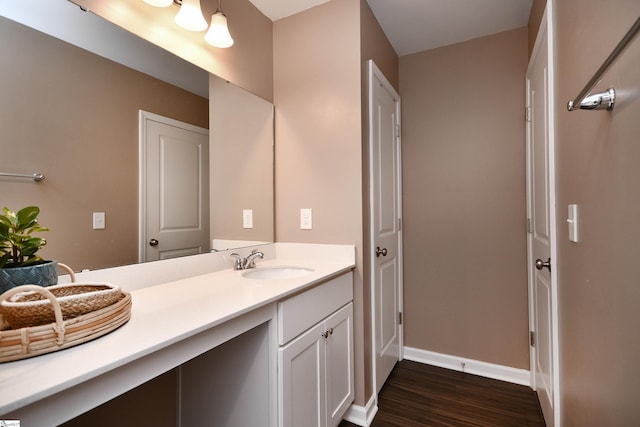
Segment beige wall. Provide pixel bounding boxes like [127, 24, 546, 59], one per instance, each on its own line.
[80, 0, 273, 102]
[210, 76, 274, 244]
[527, 0, 547, 57]
[0, 17, 208, 271]
[554, 1, 640, 424]
[360, 0, 399, 92]
[399, 27, 530, 369]
[274, 0, 391, 407]
[273, 0, 365, 403]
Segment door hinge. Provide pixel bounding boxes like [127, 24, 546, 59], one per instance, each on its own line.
[527, 218, 532, 234]
[398, 218, 402, 231]
[530, 331, 535, 347]
[526, 106, 532, 123]
[395, 124, 401, 139]
[399, 312, 403, 325]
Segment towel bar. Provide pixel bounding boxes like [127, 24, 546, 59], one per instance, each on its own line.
[0, 172, 45, 182]
[567, 17, 640, 112]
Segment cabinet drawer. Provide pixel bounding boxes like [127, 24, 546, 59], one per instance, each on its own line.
[278, 272, 353, 345]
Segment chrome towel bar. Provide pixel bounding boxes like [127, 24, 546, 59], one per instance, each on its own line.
[0, 172, 45, 182]
[567, 16, 640, 112]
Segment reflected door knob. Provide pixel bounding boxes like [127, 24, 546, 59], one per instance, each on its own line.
[535, 258, 551, 272]
[149, 238, 159, 247]
[375, 246, 388, 257]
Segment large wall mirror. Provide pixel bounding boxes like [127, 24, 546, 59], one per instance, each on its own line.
[0, 0, 274, 271]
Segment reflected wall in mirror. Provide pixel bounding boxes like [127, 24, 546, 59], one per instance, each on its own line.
[209, 77, 274, 251]
[0, 0, 274, 271]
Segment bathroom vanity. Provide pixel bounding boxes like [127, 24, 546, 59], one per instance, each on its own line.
[0, 243, 355, 427]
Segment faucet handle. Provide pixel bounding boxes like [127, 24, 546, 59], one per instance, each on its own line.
[244, 250, 264, 269]
[230, 253, 243, 270]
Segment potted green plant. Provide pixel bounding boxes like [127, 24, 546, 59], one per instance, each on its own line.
[0, 206, 58, 293]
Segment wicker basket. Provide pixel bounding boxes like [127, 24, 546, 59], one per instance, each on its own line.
[0, 285, 132, 363]
[0, 282, 122, 329]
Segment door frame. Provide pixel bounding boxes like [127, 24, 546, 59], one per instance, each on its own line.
[525, 5, 560, 426]
[367, 59, 404, 397]
[138, 110, 210, 263]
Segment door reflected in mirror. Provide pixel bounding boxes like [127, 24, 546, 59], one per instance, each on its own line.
[0, 0, 274, 271]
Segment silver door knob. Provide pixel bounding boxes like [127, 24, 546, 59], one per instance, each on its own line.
[375, 246, 388, 257]
[149, 238, 159, 247]
[535, 258, 551, 271]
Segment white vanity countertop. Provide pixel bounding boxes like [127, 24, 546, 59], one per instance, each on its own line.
[0, 243, 355, 416]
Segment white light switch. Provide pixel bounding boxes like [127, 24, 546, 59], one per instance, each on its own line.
[243, 209, 253, 229]
[567, 204, 578, 242]
[300, 208, 312, 230]
[93, 212, 105, 230]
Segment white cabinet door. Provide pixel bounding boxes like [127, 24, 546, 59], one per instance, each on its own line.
[279, 303, 354, 427]
[279, 322, 326, 427]
[326, 303, 354, 427]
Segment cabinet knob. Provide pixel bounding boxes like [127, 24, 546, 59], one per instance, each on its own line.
[321, 328, 334, 339]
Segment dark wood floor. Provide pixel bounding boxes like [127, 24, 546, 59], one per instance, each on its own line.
[340, 360, 545, 427]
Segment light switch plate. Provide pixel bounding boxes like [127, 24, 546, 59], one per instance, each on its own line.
[300, 208, 312, 230]
[93, 212, 105, 230]
[243, 209, 253, 229]
[567, 204, 578, 242]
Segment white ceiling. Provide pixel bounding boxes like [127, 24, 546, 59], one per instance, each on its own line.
[248, 0, 532, 56]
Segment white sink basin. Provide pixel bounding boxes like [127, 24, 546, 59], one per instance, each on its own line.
[242, 266, 314, 280]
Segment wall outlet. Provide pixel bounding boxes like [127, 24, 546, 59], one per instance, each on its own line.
[93, 212, 105, 230]
[243, 209, 253, 229]
[300, 208, 312, 230]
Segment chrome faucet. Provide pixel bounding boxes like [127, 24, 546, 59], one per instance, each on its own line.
[244, 249, 264, 269]
[230, 249, 264, 270]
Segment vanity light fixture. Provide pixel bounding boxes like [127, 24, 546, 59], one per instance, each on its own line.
[174, 0, 208, 31]
[143, 0, 173, 7]
[143, 0, 234, 48]
[204, 0, 234, 48]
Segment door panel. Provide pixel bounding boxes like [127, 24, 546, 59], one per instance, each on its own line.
[535, 272, 553, 411]
[159, 136, 201, 230]
[378, 259, 398, 358]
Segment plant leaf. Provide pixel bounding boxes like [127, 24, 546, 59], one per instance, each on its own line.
[16, 206, 40, 225]
[0, 206, 49, 268]
[19, 255, 43, 267]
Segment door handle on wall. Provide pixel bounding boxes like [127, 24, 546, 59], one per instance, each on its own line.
[535, 258, 551, 272]
[375, 246, 388, 257]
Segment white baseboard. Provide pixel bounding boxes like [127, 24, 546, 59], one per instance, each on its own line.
[343, 393, 378, 427]
[403, 346, 531, 387]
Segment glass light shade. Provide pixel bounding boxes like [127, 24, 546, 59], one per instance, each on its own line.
[174, 0, 208, 31]
[204, 12, 234, 48]
[143, 0, 173, 7]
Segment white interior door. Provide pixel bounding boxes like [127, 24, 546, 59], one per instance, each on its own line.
[526, 9, 558, 427]
[369, 60, 403, 394]
[139, 111, 209, 262]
